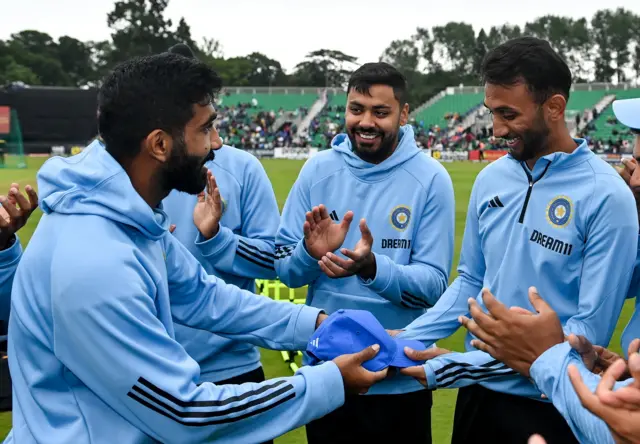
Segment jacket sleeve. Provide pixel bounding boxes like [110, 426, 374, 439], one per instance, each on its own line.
[274, 160, 324, 288]
[563, 180, 638, 344]
[360, 169, 455, 309]
[0, 234, 22, 322]
[420, 350, 519, 390]
[398, 179, 485, 345]
[52, 242, 344, 444]
[529, 342, 633, 444]
[165, 234, 322, 351]
[194, 157, 279, 280]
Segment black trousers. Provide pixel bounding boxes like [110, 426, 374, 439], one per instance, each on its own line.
[452, 385, 579, 444]
[215, 366, 273, 444]
[306, 388, 433, 444]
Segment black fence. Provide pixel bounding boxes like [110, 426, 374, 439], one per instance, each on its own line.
[0, 86, 98, 154]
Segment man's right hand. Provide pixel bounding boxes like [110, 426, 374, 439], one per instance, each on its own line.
[333, 344, 388, 395]
[303, 204, 353, 260]
[618, 158, 640, 224]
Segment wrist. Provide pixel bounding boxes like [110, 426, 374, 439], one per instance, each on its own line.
[315, 313, 328, 329]
[0, 234, 14, 251]
[200, 222, 220, 240]
[357, 253, 376, 280]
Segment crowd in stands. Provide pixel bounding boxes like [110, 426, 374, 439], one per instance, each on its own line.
[211, 92, 637, 154]
[214, 96, 307, 150]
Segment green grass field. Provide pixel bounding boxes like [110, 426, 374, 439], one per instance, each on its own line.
[0, 157, 634, 443]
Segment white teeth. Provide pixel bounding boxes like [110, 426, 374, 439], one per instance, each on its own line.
[358, 133, 377, 140]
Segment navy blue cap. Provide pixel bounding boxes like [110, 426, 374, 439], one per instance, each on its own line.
[306, 309, 427, 372]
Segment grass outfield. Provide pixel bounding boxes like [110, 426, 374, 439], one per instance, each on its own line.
[0, 156, 634, 443]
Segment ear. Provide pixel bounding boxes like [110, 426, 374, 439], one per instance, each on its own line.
[546, 94, 567, 123]
[399, 103, 409, 126]
[144, 130, 173, 163]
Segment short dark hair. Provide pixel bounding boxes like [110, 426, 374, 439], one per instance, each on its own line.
[481, 36, 572, 104]
[97, 53, 222, 161]
[347, 62, 407, 104]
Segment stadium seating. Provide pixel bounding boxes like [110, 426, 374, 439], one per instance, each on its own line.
[585, 89, 640, 143]
[413, 92, 484, 129]
[219, 93, 318, 112]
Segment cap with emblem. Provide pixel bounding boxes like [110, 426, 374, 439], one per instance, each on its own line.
[306, 309, 427, 371]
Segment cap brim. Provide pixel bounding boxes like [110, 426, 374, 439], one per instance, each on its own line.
[389, 338, 428, 368]
[612, 98, 640, 130]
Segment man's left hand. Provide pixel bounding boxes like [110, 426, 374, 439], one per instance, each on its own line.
[318, 218, 376, 279]
[459, 287, 564, 377]
[0, 183, 38, 250]
[193, 171, 222, 240]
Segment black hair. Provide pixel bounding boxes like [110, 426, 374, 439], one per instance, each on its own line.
[481, 36, 572, 104]
[97, 53, 222, 161]
[347, 62, 407, 104]
[168, 43, 196, 59]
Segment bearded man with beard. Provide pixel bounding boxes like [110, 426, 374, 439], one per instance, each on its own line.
[396, 37, 638, 444]
[4, 53, 391, 444]
[275, 62, 456, 443]
[161, 45, 281, 444]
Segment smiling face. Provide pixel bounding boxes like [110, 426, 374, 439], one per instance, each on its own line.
[484, 82, 551, 163]
[345, 84, 409, 164]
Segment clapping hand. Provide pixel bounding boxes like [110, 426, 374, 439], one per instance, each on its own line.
[0, 183, 38, 250]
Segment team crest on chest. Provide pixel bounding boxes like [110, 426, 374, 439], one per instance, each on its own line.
[546, 196, 573, 228]
[390, 205, 411, 231]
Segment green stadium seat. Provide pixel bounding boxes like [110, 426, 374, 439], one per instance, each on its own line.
[414, 93, 484, 129]
[585, 89, 640, 143]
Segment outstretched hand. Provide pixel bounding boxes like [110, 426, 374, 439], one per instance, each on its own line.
[303, 204, 353, 260]
[318, 218, 376, 280]
[193, 171, 223, 240]
[0, 183, 38, 250]
[399, 346, 451, 386]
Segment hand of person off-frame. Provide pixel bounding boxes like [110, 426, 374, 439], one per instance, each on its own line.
[0, 183, 38, 250]
[193, 171, 223, 240]
[569, 341, 640, 443]
[332, 344, 388, 395]
[319, 218, 375, 279]
[618, 158, 640, 225]
[459, 287, 565, 377]
[568, 334, 627, 377]
[303, 204, 353, 261]
[399, 346, 452, 386]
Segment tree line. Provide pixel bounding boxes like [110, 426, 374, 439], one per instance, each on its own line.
[1, 0, 639, 108]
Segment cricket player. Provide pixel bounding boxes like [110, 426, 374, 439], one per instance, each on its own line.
[162, 45, 280, 413]
[398, 37, 638, 444]
[275, 62, 455, 443]
[438, 97, 640, 444]
[5, 53, 389, 444]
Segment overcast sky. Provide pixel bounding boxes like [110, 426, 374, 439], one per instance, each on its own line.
[2, 0, 640, 73]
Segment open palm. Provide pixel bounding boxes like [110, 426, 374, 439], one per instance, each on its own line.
[304, 204, 353, 260]
[193, 171, 222, 239]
